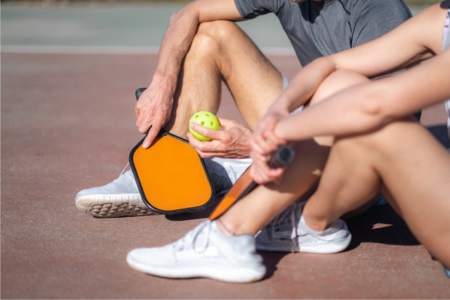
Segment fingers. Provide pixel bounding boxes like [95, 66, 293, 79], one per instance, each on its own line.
[190, 123, 224, 141]
[135, 86, 173, 146]
[187, 133, 226, 158]
[217, 117, 235, 128]
[250, 116, 287, 184]
[187, 132, 208, 151]
[135, 102, 152, 134]
[142, 125, 159, 148]
[251, 133, 272, 156]
[136, 115, 151, 134]
[252, 113, 287, 158]
[262, 126, 285, 149]
[250, 161, 285, 185]
[251, 154, 285, 184]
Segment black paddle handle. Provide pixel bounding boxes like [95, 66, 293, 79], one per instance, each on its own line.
[270, 146, 295, 168]
[135, 87, 147, 101]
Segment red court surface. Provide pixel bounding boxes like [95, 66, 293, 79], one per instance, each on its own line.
[2, 53, 450, 298]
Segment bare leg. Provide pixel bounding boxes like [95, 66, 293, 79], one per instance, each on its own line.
[302, 132, 383, 230]
[166, 21, 284, 136]
[303, 120, 450, 266]
[219, 70, 369, 235]
[220, 139, 328, 234]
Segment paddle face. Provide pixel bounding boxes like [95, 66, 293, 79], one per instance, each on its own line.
[130, 132, 215, 214]
[131, 88, 216, 214]
[209, 146, 295, 220]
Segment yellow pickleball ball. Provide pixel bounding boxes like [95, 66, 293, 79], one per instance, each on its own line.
[189, 111, 222, 141]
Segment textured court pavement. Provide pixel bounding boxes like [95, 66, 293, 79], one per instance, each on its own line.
[2, 3, 450, 299]
[2, 52, 450, 299]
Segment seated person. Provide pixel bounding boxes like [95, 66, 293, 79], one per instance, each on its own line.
[75, 0, 411, 218]
[126, 2, 450, 282]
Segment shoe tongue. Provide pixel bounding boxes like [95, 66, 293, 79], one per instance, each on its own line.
[182, 221, 210, 250]
[114, 169, 139, 192]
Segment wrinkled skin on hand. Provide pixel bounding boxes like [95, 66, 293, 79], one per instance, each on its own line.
[187, 118, 253, 159]
[135, 77, 175, 148]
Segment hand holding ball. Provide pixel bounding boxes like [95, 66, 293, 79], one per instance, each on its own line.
[189, 111, 222, 141]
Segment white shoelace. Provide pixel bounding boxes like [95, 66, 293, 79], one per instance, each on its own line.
[268, 203, 301, 251]
[173, 222, 212, 254]
[270, 205, 298, 238]
[110, 163, 135, 188]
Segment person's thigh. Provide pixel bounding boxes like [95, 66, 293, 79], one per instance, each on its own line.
[365, 121, 450, 263]
[198, 21, 284, 128]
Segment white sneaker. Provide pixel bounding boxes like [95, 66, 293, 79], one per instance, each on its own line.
[127, 221, 266, 283]
[75, 157, 251, 218]
[210, 157, 252, 184]
[256, 202, 351, 254]
[75, 166, 154, 218]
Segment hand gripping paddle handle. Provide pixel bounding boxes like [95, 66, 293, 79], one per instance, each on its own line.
[209, 146, 295, 220]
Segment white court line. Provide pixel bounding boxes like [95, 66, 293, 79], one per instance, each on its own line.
[2, 45, 161, 55]
[2, 45, 295, 56]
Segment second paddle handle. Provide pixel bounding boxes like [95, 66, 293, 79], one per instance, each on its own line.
[269, 146, 295, 168]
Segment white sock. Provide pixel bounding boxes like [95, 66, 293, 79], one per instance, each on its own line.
[299, 216, 326, 235]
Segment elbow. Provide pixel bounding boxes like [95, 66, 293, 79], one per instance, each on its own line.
[359, 88, 392, 127]
[310, 56, 337, 72]
[361, 97, 382, 117]
[169, 4, 198, 26]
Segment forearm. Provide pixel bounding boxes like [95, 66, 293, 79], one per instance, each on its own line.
[275, 52, 450, 141]
[151, 5, 201, 92]
[271, 57, 337, 112]
[150, 0, 241, 93]
[275, 82, 386, 141]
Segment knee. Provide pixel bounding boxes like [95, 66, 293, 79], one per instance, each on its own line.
[368, 120, 424, 150]
[310, 70, 369, 105]
[188, 30, 221, 60]
[330, 135, 365, 157]
[337, 119, 421, 156]
[187, 21, 239, 61]
[198, 20, 238, 44]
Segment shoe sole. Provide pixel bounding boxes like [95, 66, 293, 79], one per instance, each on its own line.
[75, 194, 154, 218]
[126, 255, 265, 283]
[256, 233, 352, 254]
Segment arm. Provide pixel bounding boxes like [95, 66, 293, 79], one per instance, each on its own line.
[136, 0, 241, 147]
[271, 4, 445, 114]
[275, 50, 450, 141]
[153, 0, 242, 84]
[250, 4, 447, 183]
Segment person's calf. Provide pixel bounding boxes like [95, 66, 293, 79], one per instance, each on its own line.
[301, 135, 382, 231]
